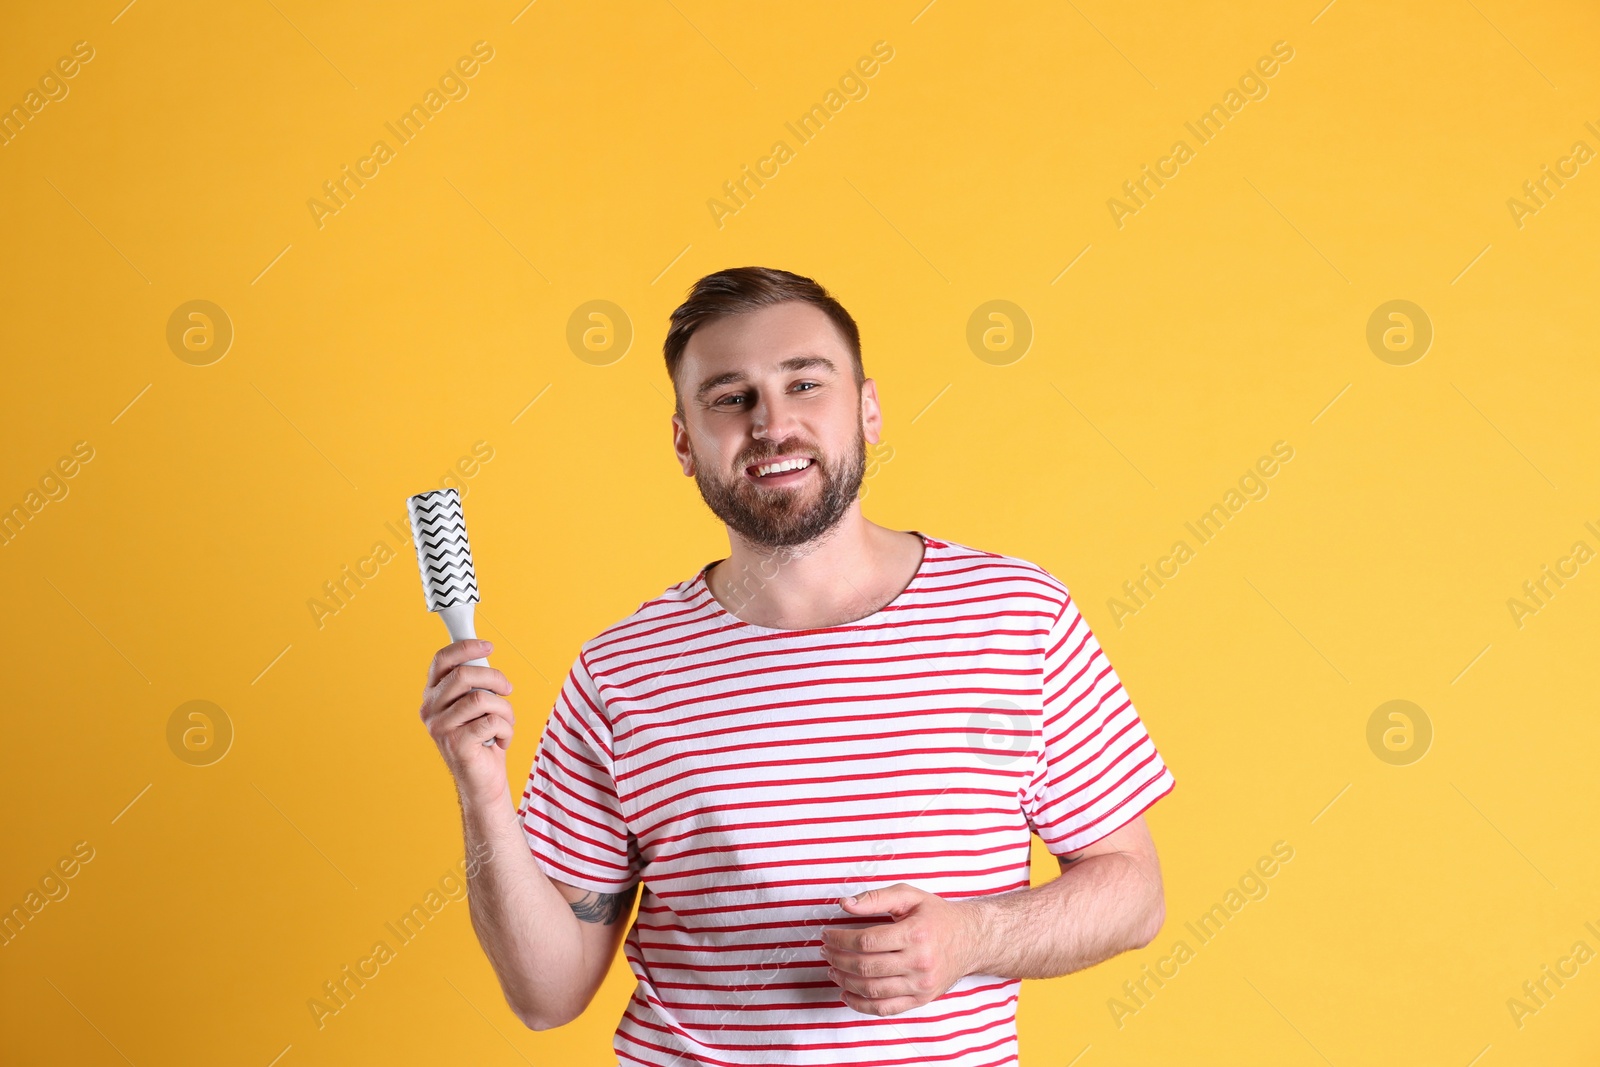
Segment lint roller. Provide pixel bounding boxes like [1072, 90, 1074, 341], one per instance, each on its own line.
[406, 487, 495, 746]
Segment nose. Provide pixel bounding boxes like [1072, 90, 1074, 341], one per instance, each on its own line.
[749, 390, 802, 443]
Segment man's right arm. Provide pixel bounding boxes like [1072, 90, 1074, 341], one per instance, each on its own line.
[421, 639, 637, 1031]
[458, 782, 637, 1030]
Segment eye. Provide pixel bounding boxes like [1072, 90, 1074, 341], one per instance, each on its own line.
[715, 382, 819, 406]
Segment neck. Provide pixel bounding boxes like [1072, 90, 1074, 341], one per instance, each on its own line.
[709, 515, 921, 630]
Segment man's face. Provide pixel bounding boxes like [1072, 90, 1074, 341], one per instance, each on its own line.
[672, 301, 880, 550]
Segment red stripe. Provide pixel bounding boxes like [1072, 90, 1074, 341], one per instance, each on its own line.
[603, 612, 1047, 698]
[628, 765, 1019, 827]
[647, 860, 1032, 905]
[618, 684, 1041, 748]
[643, 842, 1029, 888]
[628, 723, 1034, 779]
[605, 638, 1044, 708]
[638, 876, 1034, 919]
[634, 784, 1020, 844]
[651, 816, 1024, 864]
[639, 976, 1015, 1012]
[1047, 771, 1176, 855]
[1035, 758, 1169, 838]
[630, 880, 1032, 931]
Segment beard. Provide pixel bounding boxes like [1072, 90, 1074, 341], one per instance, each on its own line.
[691, 419, 868, 550]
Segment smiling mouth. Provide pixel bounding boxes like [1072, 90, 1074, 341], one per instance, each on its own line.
[745, 457, 816, 482]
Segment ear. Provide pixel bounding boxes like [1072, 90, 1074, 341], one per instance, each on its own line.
[860, 378, 883, 446]
[671, 412, 695, 476]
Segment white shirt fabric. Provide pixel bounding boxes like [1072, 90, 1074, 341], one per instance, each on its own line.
[518, 532, 1176, 1066]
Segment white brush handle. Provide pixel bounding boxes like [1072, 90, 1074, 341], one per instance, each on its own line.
[439, 603, 496, 747]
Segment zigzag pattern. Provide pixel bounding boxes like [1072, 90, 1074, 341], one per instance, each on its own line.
[406, 488, 479, 610]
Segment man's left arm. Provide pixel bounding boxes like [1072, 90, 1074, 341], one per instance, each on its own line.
[969, 814, 1164, 977]
[821, 815, 1164, 1017]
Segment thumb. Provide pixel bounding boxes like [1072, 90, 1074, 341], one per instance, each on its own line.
[840, 883, 922, 918]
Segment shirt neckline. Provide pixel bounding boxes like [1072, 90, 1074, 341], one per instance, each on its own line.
[695, 530, 933, 635]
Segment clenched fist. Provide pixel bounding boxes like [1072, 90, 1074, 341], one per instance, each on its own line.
[419, 639, 516, 806]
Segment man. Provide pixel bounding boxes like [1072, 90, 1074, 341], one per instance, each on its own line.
[418, 266, 1176, 1066]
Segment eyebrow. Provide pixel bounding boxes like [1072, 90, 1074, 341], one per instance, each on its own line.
[693, 354, 839, 402]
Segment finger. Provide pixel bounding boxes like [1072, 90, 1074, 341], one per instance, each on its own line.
[822, 946, 910, 978]
[825, 966, 915, 998]
[421, 667, 514, 732]
[827, 968, 917, 1000]
[426, 639, 496, 688]
[822, 920, 910, 954]
[838, 990, 921, 1017]
[839, 884, 921, 919]
[431, 663, 514, 709]
[433, 689, 515, 737]
[454, 708, 512, 753]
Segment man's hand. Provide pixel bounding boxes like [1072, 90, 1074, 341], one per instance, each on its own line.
[820, 884, 983, 1017]
[419, 638, 515, 806]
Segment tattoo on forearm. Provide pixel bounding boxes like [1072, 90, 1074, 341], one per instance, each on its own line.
[568, 884, 637, 925]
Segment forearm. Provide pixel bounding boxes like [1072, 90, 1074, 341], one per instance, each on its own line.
[458, 784, 589, 1028]
[961, 850, 1164, 980]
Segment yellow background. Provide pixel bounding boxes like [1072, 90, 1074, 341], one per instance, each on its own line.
[3, 1, 1597, 1064]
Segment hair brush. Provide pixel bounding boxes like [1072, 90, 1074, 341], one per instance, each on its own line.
[406, 487, 495, 746]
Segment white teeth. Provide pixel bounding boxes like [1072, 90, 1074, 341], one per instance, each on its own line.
[755, 457, 812, 477]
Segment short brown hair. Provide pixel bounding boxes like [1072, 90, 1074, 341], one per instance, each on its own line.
[663, 266, 864, 415]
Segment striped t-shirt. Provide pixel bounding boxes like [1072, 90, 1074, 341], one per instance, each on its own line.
[517, 532, 1175, 1067]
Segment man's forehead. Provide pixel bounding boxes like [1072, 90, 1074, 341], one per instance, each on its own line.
[684, 301, 847, 362]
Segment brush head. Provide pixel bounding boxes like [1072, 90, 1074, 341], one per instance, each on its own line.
[406, 488, 479, 612]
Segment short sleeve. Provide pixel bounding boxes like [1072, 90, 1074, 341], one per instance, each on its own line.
[517, 653, 641, 893]
[1022, 590, 1175, 855]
